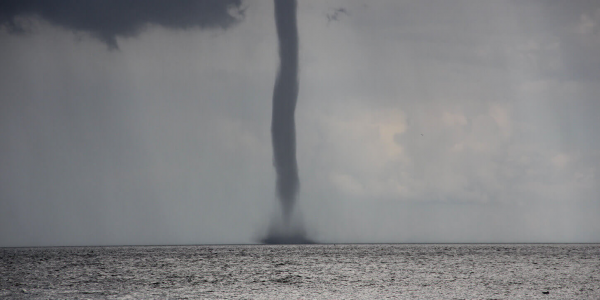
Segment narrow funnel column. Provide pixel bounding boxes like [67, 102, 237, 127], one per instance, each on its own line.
[271, 0, 299, 223]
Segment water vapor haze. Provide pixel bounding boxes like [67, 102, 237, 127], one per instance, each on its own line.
[1, 1, 599, 246]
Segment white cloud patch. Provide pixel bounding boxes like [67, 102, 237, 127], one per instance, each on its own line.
[578, 9, 600, 36]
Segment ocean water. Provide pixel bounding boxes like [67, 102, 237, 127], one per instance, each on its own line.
[1, 244, 599, 299]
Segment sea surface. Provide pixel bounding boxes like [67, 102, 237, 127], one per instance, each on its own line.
[1, 244, 599, 299]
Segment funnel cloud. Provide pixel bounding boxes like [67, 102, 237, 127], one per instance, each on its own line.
[264, 0, 312, 243]
[271, 0, 300, 221]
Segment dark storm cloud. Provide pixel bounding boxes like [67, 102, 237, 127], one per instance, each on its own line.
[0, 0, 244, 49]
[271, 0, 299, 220]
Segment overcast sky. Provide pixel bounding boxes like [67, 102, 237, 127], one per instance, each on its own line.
[1, 0, 599, 246]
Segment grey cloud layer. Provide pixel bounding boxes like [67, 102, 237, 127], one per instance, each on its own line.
[1, 0, 599, 246]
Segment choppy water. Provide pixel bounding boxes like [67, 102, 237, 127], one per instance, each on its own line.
[1, 244, 599, 299]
